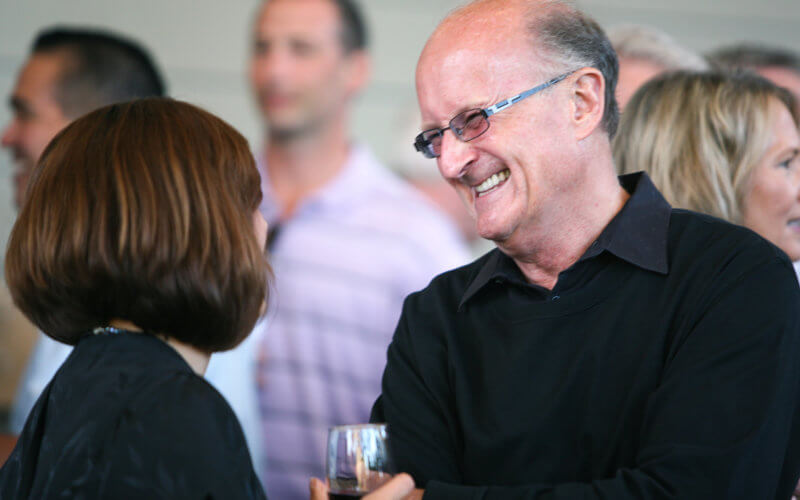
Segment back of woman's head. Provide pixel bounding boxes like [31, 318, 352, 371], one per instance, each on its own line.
[614, 70, 799, 223]
[6, 98, 269, 352]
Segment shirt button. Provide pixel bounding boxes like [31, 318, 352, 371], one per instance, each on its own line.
[552, 295, 560, 301]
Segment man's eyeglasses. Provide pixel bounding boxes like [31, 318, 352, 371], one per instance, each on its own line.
[413, 71, 574, 159]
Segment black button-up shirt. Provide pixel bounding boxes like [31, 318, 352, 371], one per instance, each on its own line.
[373, 172, 800, 500]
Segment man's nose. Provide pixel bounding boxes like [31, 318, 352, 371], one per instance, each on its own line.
[437, 129, 476, 181]
[252, 49, 288, 86]
[261, 48, 294, 81]
[1, 120, 19, 148]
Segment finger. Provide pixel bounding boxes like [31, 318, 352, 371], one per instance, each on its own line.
[365, 473, 415, 500]
[309, 477, 328, 500]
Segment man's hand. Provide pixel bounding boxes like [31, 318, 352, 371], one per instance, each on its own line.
[309, 474, 423, 500]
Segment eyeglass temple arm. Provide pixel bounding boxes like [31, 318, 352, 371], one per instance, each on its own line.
[483, 72, 572, 118]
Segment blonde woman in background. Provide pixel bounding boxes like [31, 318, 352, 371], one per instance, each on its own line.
[615, 72, 800, 499]
[615, 70, 800, 264]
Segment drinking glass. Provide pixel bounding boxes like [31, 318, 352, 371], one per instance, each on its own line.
[326, 423, 394, 499]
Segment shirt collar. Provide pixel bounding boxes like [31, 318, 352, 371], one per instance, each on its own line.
[256, 143, 378, 224]
[459, 172, 671, 309]
[588, 172, 671, 274]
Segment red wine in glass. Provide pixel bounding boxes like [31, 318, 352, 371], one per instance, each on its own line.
[329, 491, 366, 499]
[327, 424, 394, 499]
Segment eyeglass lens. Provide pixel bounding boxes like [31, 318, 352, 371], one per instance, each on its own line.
[417, 109, 489, 159]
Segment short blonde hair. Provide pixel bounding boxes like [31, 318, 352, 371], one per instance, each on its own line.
[614, 70, 799, 223]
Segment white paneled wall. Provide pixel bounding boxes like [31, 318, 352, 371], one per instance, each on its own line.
[0, 0, 798, 275]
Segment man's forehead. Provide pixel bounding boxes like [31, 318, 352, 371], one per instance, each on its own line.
[417, 48, 487, 102]
[416, 34, 540, 123]
[13, 54, 62, 104]
[255, 0, 341, 41]
[758, 66, 800, 94]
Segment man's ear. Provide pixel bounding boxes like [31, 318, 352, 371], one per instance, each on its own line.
[570, 68, 605, 140]
[345, 49, 371, 97]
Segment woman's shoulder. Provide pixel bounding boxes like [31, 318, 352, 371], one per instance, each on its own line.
[131, 370, 249, 452]
[104, 371, 266, 498]
[3, 367, 266, 499]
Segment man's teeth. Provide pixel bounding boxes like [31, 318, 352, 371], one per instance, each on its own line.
[475, 169, 510, 194]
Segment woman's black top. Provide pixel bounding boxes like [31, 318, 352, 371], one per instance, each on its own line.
[0, 331, 267, 499]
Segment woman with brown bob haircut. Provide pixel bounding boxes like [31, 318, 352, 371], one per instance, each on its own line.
[0, 98, 270, 499]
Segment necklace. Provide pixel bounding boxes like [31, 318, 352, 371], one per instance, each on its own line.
[92, 326, 143, 336]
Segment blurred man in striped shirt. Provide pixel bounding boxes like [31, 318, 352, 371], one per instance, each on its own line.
[247, 0, 471, 497]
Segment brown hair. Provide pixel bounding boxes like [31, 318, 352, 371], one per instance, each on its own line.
[6, 98, 269, 352]
[614, 70, 799, 223]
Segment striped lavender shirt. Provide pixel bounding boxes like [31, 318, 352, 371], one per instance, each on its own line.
[255, 144, 471, 499]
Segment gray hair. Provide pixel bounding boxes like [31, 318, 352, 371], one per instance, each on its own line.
[529, 3, 621, 137]
[708, 43, 800, 74]
[607, 24, 709, 72]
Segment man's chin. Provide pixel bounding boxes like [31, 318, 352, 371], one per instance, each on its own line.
[265, 117, 313, 141]
[476, 222, 510, 244]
